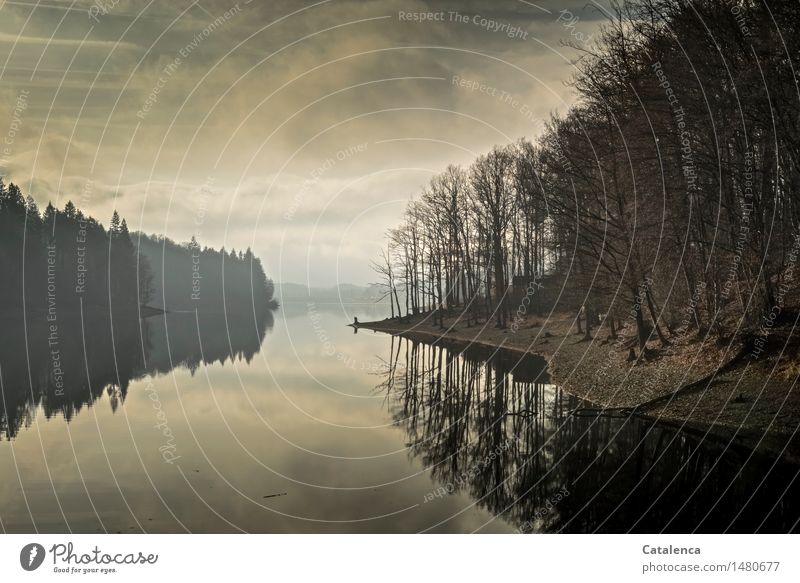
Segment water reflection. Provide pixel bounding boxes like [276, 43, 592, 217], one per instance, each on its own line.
[2, 304, 797, 533]
[0, 303, 517, 534]
[0, 308, 274, 440]
[382, 336, 800, 533]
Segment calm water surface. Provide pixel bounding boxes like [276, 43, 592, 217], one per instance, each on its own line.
[0, 303, 798, 533]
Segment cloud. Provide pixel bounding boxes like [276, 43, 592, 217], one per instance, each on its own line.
[0, 30, 137, 49]
[0, 0, 608, 284]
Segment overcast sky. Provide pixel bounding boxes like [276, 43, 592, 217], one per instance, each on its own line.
[0, 0, 607, 285]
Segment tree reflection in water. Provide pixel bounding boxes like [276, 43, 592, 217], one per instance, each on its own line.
[0, 309, 274, 441]
[379, 336, 800, 533]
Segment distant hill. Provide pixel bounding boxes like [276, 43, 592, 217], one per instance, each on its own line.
[276, 283, 388, 304]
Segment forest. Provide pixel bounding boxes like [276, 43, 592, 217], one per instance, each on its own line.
[137, 233, 276, 315]
[375, 0, 800, 353]
[0, 178, 276, 315]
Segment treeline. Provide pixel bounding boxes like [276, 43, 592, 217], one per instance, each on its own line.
[137, 234, 277, 315]
[0, 178, 148, 312]
[378, 0, 800, 349]
[0, 179, 276, 315]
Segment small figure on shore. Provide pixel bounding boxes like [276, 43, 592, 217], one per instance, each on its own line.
[353, 316, 359, 326]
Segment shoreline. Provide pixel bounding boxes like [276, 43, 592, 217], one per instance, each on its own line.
[357, 311, 800, 463]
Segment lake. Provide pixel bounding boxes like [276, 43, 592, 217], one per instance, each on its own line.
[0, 302, 798, 533]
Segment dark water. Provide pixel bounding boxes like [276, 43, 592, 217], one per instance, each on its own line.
[384, 335, 800, 533]
[0, 302, 797, 533]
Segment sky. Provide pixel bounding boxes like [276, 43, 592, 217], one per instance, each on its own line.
[0, 0, 607, 285]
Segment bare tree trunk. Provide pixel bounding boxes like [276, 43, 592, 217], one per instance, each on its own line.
[645, 287, 670, 346]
